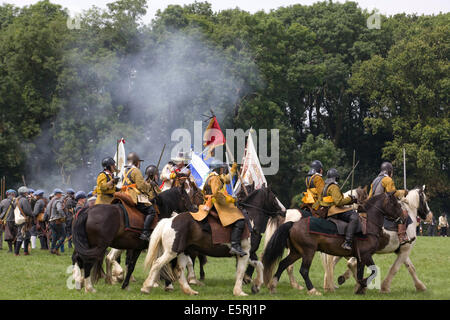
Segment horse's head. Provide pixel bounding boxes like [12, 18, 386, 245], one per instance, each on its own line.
[262, 185, 286, 218]
[382, 191, 404, 223]
[236, 182, 255, 203]
[175, 186, 198, 213]
[407, 186, 433, 222]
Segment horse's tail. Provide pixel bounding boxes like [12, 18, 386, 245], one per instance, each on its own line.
[262, 221, 294, 286]
[72, 207, 104, 261]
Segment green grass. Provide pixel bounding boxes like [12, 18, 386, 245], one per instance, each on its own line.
[0, 236, 449, 300]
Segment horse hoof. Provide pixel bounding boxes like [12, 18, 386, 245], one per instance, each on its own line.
[251, 284, 260, 294]
[85, 287, 96, 293]
[355, 287, 367, 295]
[415, 283, 427, 292]
[243, 275, 252, 285]
[130, 276, 137, 282]
[234, 291, 248, 297]
[292, 283, 304, 291]
[307, 288, 322, 296]
[152, 282, 160, 288]
[140, 287, 150, 294]
[324, 287, 335, 293]
[165, 285, 174, 292]
[337, 276, 346, 285]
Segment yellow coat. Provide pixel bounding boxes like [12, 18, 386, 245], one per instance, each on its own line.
[368, 176, 406, 199]
[122, 166, 152, 205]
[95, 171, 116, 205]
[191, 172, 244, 227]
[320, 183, 353, 216]
[302, 174, 325, 209]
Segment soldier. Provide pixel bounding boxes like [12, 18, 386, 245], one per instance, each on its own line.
[74, 191, 87, 213]
[302, 160, 325, 211]
[44, 189, 66, 255]
[320, 169, 358, 250]
[63, 188, 77, 249]
[160, 151, 194, 191]
[368, 162, 409, 244]
[121, 152, 159, 241]
[32, 190, 48, 250]
[14, 186, 34, 256]
[201, 160, 247, 256]
[95, 157, 119, 205]
[0, 190, 17, 253]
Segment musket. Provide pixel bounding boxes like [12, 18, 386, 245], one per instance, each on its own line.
[341, 160, 360, 190]
[403, 148, 407, 190]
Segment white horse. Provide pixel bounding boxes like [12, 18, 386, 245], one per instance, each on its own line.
[140, 214, 263, 296]
[263, 187, 367, 291]
[322, 187, 433, 293]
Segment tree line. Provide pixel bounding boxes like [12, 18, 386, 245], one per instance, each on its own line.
[0, 0, 448, 213]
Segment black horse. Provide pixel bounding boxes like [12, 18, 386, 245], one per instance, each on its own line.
[72, 186, 197, 292]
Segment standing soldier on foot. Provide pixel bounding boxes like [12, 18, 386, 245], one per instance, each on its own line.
[44, 189, 66, 255]
[33, 190, 48, 250]
[15, 187, 33, 256]
[0, 190, 17, 253]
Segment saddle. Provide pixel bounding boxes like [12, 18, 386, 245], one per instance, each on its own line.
[112, 192, 159, 233]
[203, 210, 250, 245]
[307, 213, 367, 239]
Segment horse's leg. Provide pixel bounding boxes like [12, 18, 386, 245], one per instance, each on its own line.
[83, 262, 96, 293]
[233, 239, 251, 296]
[248, 258, 264, 294]
[141, 251, 177, 294]
[404, 256, 427, 292]
[286, 248, 304, 290]
[354, 259, 366, 294]
[299, 250, 321, 296]
[177, 253, 199, 295]
[199, 254, 207, 280]
[244, 232, 261, 284]
[187, 254, 203, 286]
[73, 262, 83, 290]
[106, 248, 123, 285]
[338, 257, 356, 285]
[269, 250, 302, 294]
[121, 249, 141, 290]
[381, 245, 412, 293]
[321, 253, 336, 292]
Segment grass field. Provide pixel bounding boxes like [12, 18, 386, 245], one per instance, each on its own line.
[0, 236, 449, 300]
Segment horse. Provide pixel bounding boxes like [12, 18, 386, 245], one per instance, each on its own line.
[322, 186, 433, 293]
[262, 191, 404, 295]
[262, 187, 368, 290]
[72, 186, 197, 292]
[140, 185, 285, 296]
[105, 180, 205, 289]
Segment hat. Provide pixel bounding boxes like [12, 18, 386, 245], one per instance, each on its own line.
[66, 188, 75, 194]
[34, 190, 44, 197]
[171, 151, 191, 164]
[53, 188, 64, 195]
[28, 188, 35, 194]
[6, 189, 16, 195]
[88, 196, 97, 202]
[87, 191, 94, 198]
[18, 186, 29, 195]
[75, 191, 87, 200]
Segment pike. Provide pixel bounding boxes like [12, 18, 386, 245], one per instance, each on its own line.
[156, 144, 166, 171]
[403, 148, 407, 190]
[351, 150, 356, 197]
[340, 160, 360, 190]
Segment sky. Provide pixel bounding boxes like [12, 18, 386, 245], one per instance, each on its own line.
[3, 0, 449, 23]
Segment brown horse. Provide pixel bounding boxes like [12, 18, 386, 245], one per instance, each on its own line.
[72, 186, 197, 292]
[262, 191, 404, 295]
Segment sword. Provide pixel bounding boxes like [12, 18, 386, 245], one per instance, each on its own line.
[340, 160, 360, 190]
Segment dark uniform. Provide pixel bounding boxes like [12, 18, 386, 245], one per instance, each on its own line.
[0, 193, 16, 252]
[63, 192, 77, 249]
[44, 190, 66, 255]
[33, 197, 48, 250]
[15, 194, 33, 255]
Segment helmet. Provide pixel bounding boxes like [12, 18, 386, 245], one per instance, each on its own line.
[102, 157, 116, 170]
[66, 188, 75, 195]
[18, 186, 28, 195]
[126, 152, 144, 166]
[326, 168, 340, 180]
[75, 191, 87, 200]
[145, 165, 158, 180]
[310, 160, 323, 174]
[34, 190, 44, 197]
[53, 188, 64, 195]
[380, 162, 393, 176]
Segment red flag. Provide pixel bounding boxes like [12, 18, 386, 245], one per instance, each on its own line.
[203, 116, 225, 159]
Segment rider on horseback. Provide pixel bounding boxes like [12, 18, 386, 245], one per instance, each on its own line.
[95, 157, 119, 205]
[368, 162, 409, 245]
[160, 151, 193, 191]
[202, 160, 247, 257]
[302, 160, 325, 210]
[121, 152, 159, 242]
[320, 168, 358, 251]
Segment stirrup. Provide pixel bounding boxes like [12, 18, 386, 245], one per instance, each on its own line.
[341, 241, 352, 251]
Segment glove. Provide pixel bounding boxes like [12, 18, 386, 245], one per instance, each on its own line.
[170, 172, 177, 179]
[226, 195, 236, 203]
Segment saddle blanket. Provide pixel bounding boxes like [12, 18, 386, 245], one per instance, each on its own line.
[306, 216, 366, 239]
[201, 211, 250, 245]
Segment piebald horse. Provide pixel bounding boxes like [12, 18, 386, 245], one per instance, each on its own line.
[322, 186, 433, 293]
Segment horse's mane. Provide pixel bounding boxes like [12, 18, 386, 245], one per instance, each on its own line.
[241, 187, 266, 203]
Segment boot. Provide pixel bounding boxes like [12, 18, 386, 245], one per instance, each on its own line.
[14, 241, 22, 256]
[229, 220, 247, 257]
[7, 241, 13, 253]
[398, 223, 409, 245]
[23, 239, 30, 255]
[139, 212, 155, 241]
[341, 214, 358, 251]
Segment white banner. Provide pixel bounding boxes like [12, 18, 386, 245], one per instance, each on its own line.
[114, 138, 126, 188]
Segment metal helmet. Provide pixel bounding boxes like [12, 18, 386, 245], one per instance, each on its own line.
[310, 160, 323, 174]
[145, 165, 158, 180]
[326, 168, 340, 180]
[380, 162, 393, 176]
[102, 157, 116, 170]
[18, 186, 28, 195]
[126, 152, 144, 166]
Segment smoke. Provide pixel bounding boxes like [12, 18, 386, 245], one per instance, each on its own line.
[23, 29, 259, 194]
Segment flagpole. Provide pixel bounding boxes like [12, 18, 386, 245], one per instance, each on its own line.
[225, 143, 248, 197]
